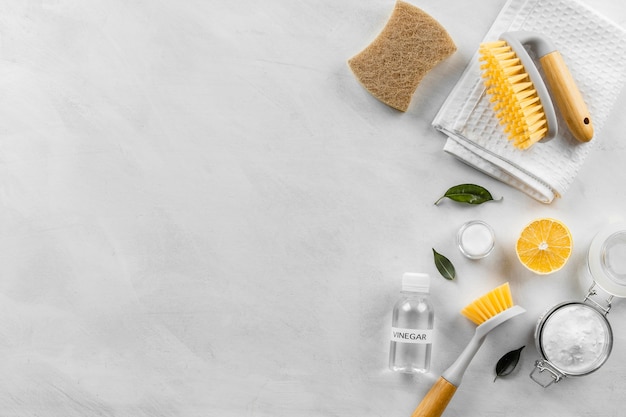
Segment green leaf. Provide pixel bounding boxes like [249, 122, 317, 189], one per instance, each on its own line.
[434, 184, 502, 205]
[494, 346, 525, 382]
[432, 248, 456, 280]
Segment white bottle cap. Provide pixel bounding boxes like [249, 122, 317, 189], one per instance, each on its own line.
[402, 272, 430, 293]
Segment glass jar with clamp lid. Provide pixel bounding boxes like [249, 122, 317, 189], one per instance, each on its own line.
[530, 222, 626, 387]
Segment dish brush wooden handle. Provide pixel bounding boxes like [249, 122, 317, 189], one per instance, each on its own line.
[539, 51, 593, 142]
[410, 377, 457, 417]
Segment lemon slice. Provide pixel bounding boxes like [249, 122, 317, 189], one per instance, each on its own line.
[516, 218, 573, 274]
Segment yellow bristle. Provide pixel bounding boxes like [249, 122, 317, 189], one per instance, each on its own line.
[529, 119, 547, 132]
[508, 73, 528, 84]
[479, 40, 548, 149]
[517, 90, 536, 101]
[481, 40, 507, 49]
[487, 291, 503, 311]
[511, 81, 533, 94]
[461, 283, 514, 326]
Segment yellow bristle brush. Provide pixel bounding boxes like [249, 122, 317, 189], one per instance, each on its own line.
[479, 31, 593, 149]
[410, 283, 525, 417]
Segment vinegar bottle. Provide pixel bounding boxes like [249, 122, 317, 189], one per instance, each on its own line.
[389, 272, 434, 373]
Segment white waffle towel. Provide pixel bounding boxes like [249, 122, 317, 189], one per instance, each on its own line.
[432, 0, 626, 203]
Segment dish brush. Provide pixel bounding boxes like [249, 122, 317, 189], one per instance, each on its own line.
[479, 31, 593, 149]
[410, 283, 525, 417]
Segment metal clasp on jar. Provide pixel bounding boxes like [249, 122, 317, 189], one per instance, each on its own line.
[530, 359, 564, 387]
[583, 282, 613, 316]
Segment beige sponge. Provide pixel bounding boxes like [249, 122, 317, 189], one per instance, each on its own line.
[348, 1, 456, 112]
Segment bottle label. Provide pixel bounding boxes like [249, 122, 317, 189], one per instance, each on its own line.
[391, 327, 433, 344]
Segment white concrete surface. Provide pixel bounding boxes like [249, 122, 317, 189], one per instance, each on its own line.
[1, 0, 625, 415]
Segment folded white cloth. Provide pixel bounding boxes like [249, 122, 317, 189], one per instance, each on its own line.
[432, 0, 626, 203]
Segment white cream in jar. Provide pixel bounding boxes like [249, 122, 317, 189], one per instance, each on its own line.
[457, 220, 495, 259]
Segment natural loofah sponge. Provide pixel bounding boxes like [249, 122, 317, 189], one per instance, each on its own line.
[348, 1, 456, 112]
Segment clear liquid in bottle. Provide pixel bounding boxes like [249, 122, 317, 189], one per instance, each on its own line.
[389, 272, 434, 373]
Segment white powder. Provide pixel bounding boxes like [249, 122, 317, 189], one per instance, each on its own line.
[541, 304, 609, 374]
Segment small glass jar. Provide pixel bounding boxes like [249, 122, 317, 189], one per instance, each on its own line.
[530, 222, 626, 387]
[457, 220, 495, 259]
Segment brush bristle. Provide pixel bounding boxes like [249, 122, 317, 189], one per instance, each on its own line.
[479, 41, 548, 149]
[461, 283, 514, 325]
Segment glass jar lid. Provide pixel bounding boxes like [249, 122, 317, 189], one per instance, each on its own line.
[588, 223, 626, 297]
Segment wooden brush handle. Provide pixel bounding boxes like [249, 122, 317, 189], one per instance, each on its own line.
[539, 51, 593, 142]
[410, 377, 457, 417]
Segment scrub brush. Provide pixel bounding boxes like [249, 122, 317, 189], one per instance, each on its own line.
[479, 31, 593, 149]
[410, 283, 525, 417]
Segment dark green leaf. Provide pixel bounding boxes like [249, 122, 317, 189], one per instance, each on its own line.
[434, 184, 502, 205]
[494, 346, 525, 382]
[432, 248, 456, 280]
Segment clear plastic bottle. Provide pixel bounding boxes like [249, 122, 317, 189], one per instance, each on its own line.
[389, 272, 434, 373]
